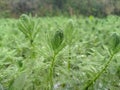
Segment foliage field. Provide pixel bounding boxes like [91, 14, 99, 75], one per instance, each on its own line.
[0, 15, 120, 90]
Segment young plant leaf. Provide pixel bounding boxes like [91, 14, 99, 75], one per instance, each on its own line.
[17, 14, 40, 45]
[51, 30, 64, 51]
[109, 33, 120, 54]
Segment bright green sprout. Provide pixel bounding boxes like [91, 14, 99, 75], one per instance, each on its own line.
[51, 30, 64, 51]
[17, 14, 40, 45]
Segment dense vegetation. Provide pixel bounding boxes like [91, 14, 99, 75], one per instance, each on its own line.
[0, 0, 120, 17]
[0, 15, 120, 90]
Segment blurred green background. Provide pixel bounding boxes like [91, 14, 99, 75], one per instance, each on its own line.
[0, 0, 120, 18]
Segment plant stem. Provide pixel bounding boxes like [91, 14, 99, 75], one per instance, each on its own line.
[68, 46, 71, 71]
[83, 54, 114, 90]
[49, 53, 56, 90]
[30, 39, 36, 59]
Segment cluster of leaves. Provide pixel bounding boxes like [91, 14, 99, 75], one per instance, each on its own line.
[0, 15, 120, 90]
[17, 14, 40, 45]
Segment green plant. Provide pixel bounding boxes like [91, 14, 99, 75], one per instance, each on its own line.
[83, 32, 120, 90]
[17, 14, 40, 58]
[64, 20, 76, 71]
[0, 15, 120, 90]
[48, 30, 64, 90]
[17, 14, 40, 46]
